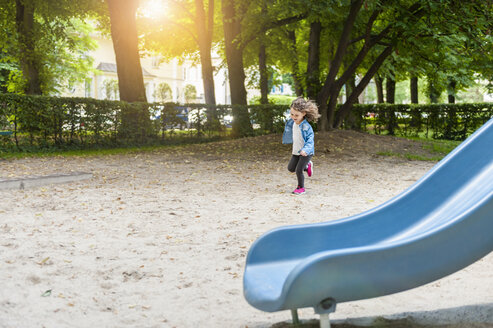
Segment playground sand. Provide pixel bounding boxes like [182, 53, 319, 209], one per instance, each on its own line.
[1, 131, 492, 328]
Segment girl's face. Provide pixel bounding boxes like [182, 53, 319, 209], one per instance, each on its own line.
[290, 108, 306, 124]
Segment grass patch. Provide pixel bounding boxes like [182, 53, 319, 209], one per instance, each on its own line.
[0, 136, 231, 160]
[377, 137, 461, 162]
[0, 144, 170, 159]
[420, 138, 460, 156]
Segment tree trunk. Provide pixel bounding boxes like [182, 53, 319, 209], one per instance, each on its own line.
[410, 76, 418, 103]
[344, 75, 358, 129]
[221, 0, 251, 136]
[15, 0, 42, 95]
[385, 72, 396, 135]
[428, 79, 440, 103]
[221, 0, 247, 106]
[286, 29, 303, 96]
[347, 75, 358, 104]
[385, 72, 395, 104]
[259, 43, 269, 104]
[447, 78, 456, 104]
[334, 46, 393, 128]
[445, 77, 457, 138]
[318, 2, 425, 130]
[195, 0, 216, 107]
[375, 74, 384, 103]
[306, 21, 321, 99]
[107, 0, 147, 103]
[317, 0, 365, 131]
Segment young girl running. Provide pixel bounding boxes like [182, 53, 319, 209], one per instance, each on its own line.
[282, 97, 320, 195]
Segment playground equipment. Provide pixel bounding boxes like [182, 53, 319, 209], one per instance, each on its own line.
[243, 118, 493, 327]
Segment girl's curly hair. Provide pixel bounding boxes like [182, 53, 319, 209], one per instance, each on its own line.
[290, 97, 321, 122]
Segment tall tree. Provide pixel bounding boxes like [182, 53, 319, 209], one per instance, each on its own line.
[385, 72, 395, 104]
[106, 0, 147, 102]
[221, 0, 252, 136]
[15, 0, 40, 94]
[410, 76, 418, 104]
[194, 0, 217, 105]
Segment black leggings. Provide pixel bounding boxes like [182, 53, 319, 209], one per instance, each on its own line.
[287, 155, 312, 188]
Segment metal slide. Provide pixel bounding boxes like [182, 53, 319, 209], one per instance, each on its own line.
[243, 117, 493, 325]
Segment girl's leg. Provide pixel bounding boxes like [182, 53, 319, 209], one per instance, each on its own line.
[295, 155, 312, 188]
[287, 155, 300, 173]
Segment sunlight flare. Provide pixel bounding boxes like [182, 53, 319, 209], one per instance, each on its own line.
[138, 0, 167, 20]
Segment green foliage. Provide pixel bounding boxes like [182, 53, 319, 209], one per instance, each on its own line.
[138, 0, 222, 61]
[375, 1, 493, 102]
[0, 0, 101, 95]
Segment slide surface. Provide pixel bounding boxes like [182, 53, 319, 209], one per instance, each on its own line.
[243, 118, 493, 313]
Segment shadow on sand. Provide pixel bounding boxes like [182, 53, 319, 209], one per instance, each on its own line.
[269, 303, 493, 328]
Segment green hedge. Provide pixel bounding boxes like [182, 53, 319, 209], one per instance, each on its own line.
[0, 94, 288, 152]
[1, 93, 492, 153]
[347, 103, 493, 140]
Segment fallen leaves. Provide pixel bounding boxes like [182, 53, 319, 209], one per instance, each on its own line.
[41, 289, 52, 297]
[38, 257, 50, 265]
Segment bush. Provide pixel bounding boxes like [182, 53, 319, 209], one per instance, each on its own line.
[348, 103, 493, 140]
[0, 94, 291, 152]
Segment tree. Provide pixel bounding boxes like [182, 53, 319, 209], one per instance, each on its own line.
[410, 76, 418, 103]
[0, 0, 102, 95]
[221, 0, 306, 135]
[221, 0, 251, 136]
[316, 1, 422, 129]
[15, 0, 40, 94]
[106, 0, 147, 103]
[184, 84, 197, 103]
[153, 82, 173, 102]
[194, 0, 217, 106]
[103, 79, 119, 100]
[253, 0, 492, 130]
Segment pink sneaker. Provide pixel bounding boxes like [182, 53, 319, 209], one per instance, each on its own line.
[307, 161, 313, 177]
[292, 187, 306, 195]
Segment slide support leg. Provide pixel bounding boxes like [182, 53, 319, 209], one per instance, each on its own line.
[314, 297, 336, 328]
[319, 313, 331, 328]
[291, 309, 300, 325]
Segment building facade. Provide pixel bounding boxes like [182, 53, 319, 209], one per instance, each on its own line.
[69, 33, 231, 104]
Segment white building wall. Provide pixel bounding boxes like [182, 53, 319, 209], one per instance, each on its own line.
[66, 35, 231, 104]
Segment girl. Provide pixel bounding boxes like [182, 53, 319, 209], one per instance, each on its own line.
[282, 97, 320, 195]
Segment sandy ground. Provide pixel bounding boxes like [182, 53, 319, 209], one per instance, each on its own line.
[0, 131, 492, 328]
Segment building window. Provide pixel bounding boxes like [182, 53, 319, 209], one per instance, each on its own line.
[85, 78, 92, 98]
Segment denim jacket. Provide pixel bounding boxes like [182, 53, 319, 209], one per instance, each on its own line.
[282, 118, 315, 155]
